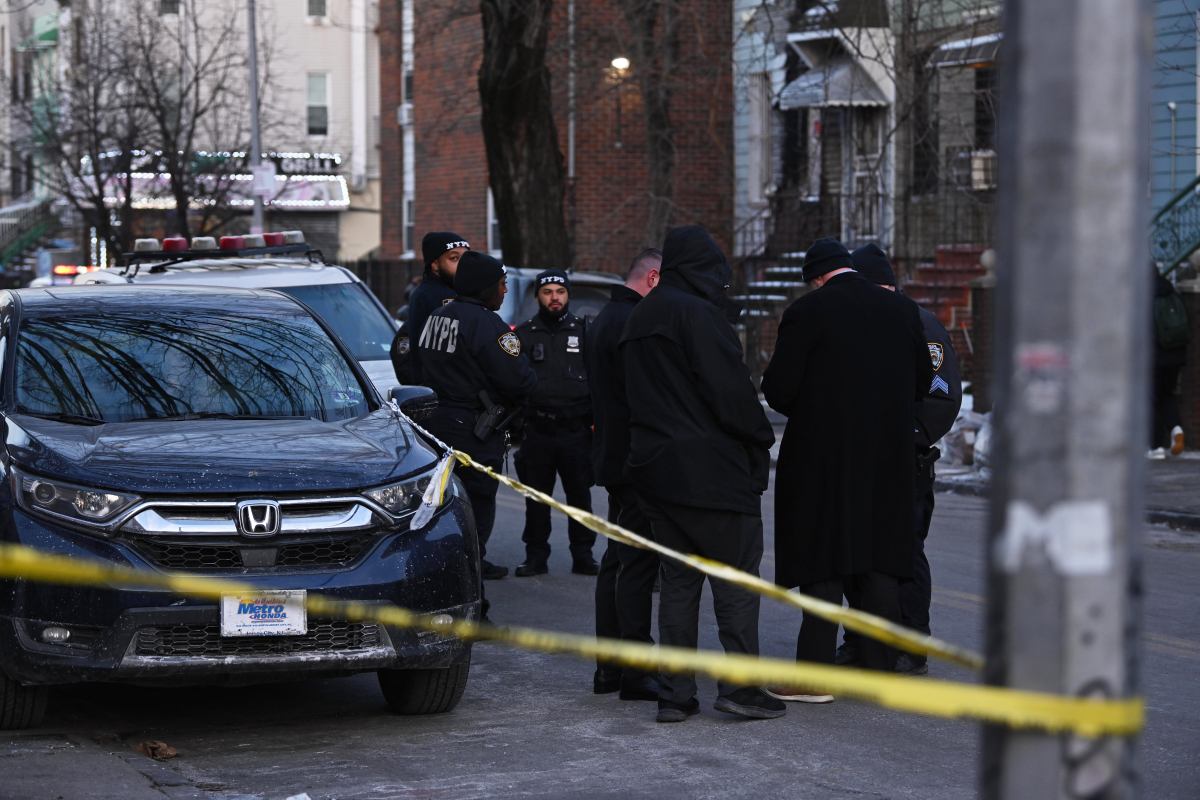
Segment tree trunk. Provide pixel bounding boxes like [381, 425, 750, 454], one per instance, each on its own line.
[478, 0, 571, 267]
[617, 0, 681, 247]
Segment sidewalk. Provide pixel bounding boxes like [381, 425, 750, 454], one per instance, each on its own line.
[936, 457, 1200, 532]
[764, 406, 1200, 532]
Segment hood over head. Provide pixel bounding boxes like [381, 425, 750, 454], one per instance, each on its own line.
[659, 225, 733, 305]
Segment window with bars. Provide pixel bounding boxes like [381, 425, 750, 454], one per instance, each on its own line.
[308, 0, 327, 17]
[159, 0, 180, 15]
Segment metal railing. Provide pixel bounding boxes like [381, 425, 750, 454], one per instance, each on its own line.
[0, 196, 56, 269]
[1150, 172, 1200, 275]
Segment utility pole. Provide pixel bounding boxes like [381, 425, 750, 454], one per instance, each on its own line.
[246, 0, 266, 233]
[984, 0, 1148, 797]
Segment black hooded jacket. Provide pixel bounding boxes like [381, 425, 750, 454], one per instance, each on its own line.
[587, 284, 641, 487]
[619, 226, 775, 514]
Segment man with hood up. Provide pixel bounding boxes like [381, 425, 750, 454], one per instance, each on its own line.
[390, 232, 470, 385]
[620, 225, 783, 723]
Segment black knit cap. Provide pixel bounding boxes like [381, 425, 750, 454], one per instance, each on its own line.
[535, 268, 570, 291]
[422, 231, 470, 268]
[850, 243, 897, 287]
[453, 251, 505, 297]
[802, 237, 854, 283]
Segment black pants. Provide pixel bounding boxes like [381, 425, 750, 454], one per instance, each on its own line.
[899, 454, 937, 637]
[1152, 364, 1184, 448]
[799, 572, 901, 671]
[425, 407, 505, 558]
[515, 427, 596, 563]
[642, 498, 763, 703]
[594, 486, 660, 679]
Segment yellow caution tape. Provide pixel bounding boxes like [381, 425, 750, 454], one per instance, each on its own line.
[0, 543, 1142, 737]
[449, 449, 984, 671]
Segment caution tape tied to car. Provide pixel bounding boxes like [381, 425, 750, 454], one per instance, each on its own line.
[0, 542, 1143, 737]
[406, 410, 983, 672]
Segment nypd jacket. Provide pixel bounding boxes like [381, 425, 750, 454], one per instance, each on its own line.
[914, 303, 962, 449]
[416, 297, 536, 411]
[391, 270, 456, 384]
[515, 311, 591, 421]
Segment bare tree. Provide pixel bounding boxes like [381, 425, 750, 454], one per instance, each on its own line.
[478, 0, 571, 266]
[126, 0, 271, 239]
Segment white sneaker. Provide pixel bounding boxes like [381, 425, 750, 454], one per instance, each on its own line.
[1170, 425, 1185, 457]
[1147, 447, 1167, 460]
[766, 686, 835, 704]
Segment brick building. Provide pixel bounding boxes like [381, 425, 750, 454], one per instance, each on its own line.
[379, 1, 733, 271]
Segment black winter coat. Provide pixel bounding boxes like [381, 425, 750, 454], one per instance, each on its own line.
[516, 310, 591, 419]
[391, 269, 456, 384]
[586, 285, 641, 488]
[620, 226, 774, 515]
[762, 271, 931, 588]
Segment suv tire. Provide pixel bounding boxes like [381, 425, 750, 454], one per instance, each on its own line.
[378, 648, 471, 715]
[0, 670, 48, 730]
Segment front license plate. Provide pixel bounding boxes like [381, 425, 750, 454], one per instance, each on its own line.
[220, 590, 307, 637]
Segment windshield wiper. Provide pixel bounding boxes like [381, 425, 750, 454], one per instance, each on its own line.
[20, 411, 107, 426]
[128, 412, 315, 423]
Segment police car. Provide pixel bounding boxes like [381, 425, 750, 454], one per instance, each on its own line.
[76, 233, 401, 394]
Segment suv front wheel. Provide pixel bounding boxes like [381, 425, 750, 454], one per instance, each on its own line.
[0, 670, 48, 730]
[377, 648, 471, 715]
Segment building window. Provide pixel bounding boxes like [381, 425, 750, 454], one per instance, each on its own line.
[487, 189, 502, 257]
[307, 0, 327, 17]
[307, 72, 329, 137]
[974, 66, 997, 151]
[746, 73, 773, 206]
[159, 0, 180, 15]
[911, 63, 938, 196]
[403, 197, 415, 255]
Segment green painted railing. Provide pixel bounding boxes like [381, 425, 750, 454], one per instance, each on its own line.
[1151, 173, 1200, 275]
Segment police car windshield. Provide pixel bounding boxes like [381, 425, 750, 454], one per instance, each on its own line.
[14, 310, 369, 423]
[276, 283, 395, 361]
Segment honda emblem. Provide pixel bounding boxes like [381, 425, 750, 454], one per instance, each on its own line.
[236, 500, 281, 537]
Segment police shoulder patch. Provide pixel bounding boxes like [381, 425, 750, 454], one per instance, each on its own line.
[498, 331, 522, 357]
[395, 335, 410, 356]
[928, 342, 944, 372]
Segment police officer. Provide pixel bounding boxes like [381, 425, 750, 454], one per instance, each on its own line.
[390, 232, 470, 385]
[418, 252, 536, 588]
[838, 243, 963, 674]
[512, 269, 598, 577]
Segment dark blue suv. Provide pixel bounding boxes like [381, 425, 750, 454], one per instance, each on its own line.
[0, 285, 480, 729]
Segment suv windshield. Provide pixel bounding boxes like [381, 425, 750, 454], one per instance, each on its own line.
[276, 283, 395, 361]
[15, 309, 369, 423]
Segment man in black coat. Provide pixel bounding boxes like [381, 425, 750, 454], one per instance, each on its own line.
[840, 243, 963, 675]
[390, 232, 470, 385]
[621, 225, 783, 723]
[761, 238, 931, 690]
[418, 252, 537, 606]
[513, 269, 597, 577]
[588, 248, 662, 701]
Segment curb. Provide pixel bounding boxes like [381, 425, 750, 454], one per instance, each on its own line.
[934, 479, 1200, 533]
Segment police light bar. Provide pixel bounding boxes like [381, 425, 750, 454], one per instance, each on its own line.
[133, 238, 160, 252]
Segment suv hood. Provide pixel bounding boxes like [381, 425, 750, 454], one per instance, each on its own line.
[4, 410, 437, 495]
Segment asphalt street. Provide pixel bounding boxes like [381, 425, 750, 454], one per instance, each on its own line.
[2, 481, 1198, 800]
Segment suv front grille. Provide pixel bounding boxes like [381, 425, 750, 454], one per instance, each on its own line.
[130, 535, 374, 572]
[133, 621, 383, 658]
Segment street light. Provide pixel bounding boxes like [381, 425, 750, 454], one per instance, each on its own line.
[610, 57, 630, 149]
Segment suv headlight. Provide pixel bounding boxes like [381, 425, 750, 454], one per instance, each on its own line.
[14, 470, 140, 530]
[363, 473, 435, 517]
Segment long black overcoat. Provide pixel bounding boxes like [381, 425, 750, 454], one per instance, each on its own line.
[762, 272, 931, 588]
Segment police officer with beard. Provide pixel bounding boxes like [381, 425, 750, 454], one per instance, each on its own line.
[512, 269, 598, 577]
[418, 252, 536, 595]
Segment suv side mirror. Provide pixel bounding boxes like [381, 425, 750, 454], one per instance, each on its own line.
[388, 385, 438, 421]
